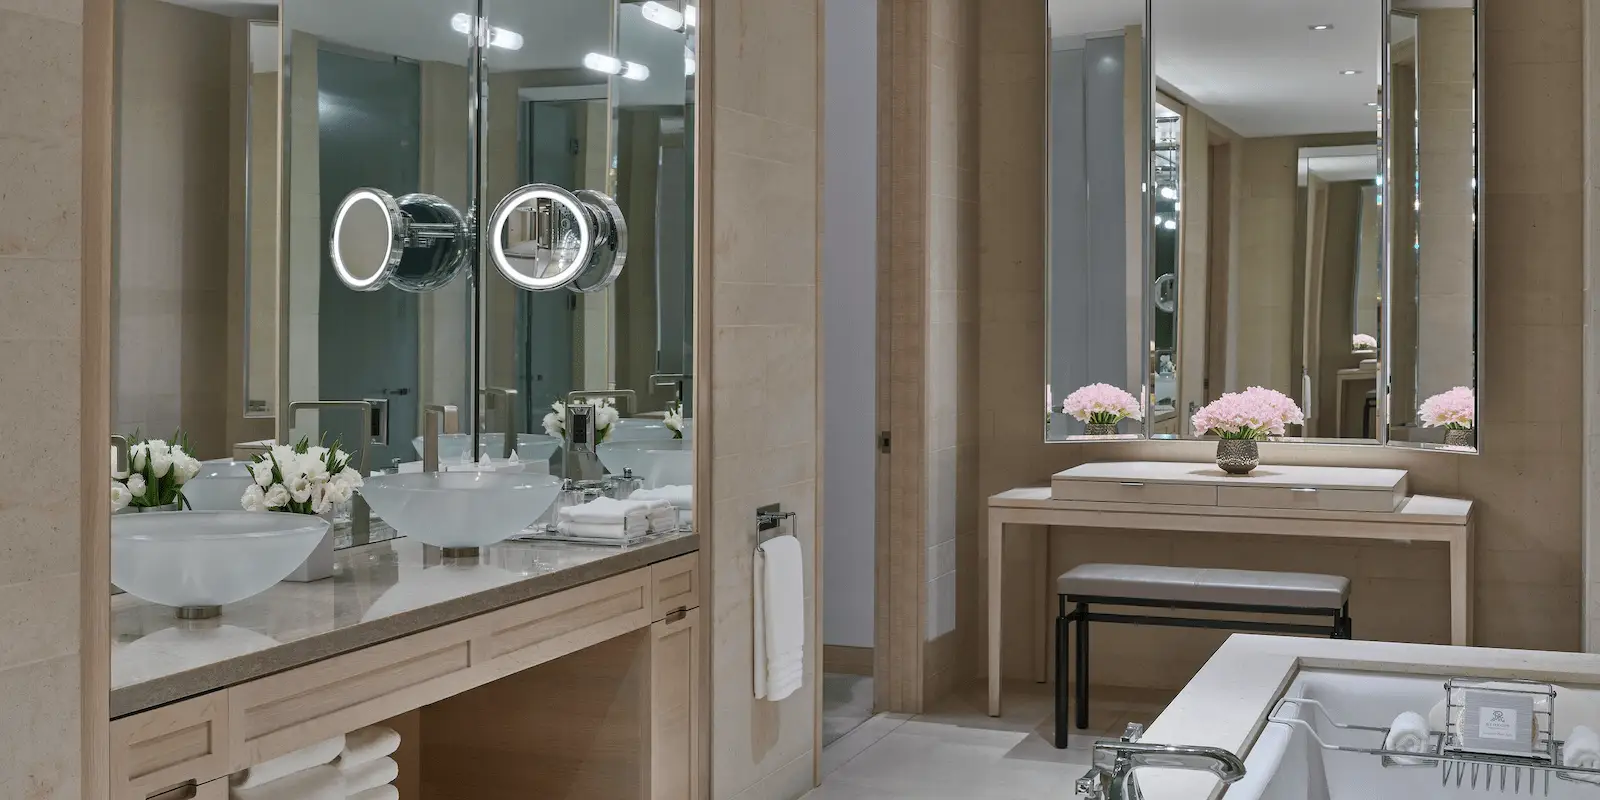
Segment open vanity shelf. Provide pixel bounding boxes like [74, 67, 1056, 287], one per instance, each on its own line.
[109, 542, 702, 800]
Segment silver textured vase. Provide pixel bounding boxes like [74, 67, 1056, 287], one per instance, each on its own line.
[1444, 428, 1475, 448]
[1216, 439, 1259, 475]
[1085, 423, 1119, 436]
[131, 502, 182, 513]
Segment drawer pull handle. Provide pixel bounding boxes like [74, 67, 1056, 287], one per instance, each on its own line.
[148, 781, 198, 800]
[666, 607, 688, 623]
[1289, 488, 1318, 494]
[1118, 482, 1145, 488]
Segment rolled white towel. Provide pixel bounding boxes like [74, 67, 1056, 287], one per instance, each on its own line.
[1385, 711, 1432, 766]
[229, 764, 343, 800]
[558, 519, 647, 539]
[338, 726, 400, 767]
[232, 736, 344, 789]
[647, 506, 678, 534]
[350, 786, 399, 800]
[1565, 726, 1600, 768]
[339, 756, 399, 795]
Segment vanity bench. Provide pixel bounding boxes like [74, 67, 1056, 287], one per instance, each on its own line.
[986, 461, 1473, 717]
[109, 535, 703, 800]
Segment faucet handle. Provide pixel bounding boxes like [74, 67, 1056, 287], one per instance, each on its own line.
[424, 404, 460, 435]
[1075, 767, 1111, 799]
[1121, 722, 1145, 742]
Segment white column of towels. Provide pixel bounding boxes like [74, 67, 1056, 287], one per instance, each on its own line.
[229, 725, 401, 800]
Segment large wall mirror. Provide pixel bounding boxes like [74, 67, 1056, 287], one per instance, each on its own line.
[1043, 0, 1480, 452]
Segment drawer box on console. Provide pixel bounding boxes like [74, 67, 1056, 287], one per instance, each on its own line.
[1052, 461, 1407, 513]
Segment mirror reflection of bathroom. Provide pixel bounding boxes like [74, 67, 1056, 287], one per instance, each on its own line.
[1149, 0, 1384, 443]
[109, 0, 280, 505]
[1044, 1, 1147, 442]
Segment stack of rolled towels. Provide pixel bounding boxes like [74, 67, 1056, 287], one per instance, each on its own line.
[630, 485, 693, 527]
[229, 726, 400, 800]
[557, 496, 678, 540]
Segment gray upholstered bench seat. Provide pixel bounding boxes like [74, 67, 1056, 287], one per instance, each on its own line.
[1057, 564, 1350, 610]
[1052, 563, 1352, 749]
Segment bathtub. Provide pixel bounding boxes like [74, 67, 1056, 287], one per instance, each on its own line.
[1228, 669, 1600, 800]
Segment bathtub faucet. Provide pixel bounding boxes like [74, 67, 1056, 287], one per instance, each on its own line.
[1075, 724, 1246, 800]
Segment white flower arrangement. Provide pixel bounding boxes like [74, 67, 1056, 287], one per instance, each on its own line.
[112, 433, 202, 509]
[1352, 333, 1378, 352]
[664, 404, 685, 439]
[242, 437, 363, 516]
[542, 397, 621, 443]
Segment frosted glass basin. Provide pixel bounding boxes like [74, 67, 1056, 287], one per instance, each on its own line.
[608, 417, 692, 443]
[359, 472, 563, 549]
[111, 512, 330, 614]
[597, 439, 694, 488]
[182, 459, 255, 511]
[410, 433, 562, 464]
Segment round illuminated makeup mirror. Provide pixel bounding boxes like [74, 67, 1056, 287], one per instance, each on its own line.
[487, 184, 628, 292]
[329, 188, 468, 293]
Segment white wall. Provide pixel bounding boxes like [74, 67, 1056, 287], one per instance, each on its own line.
[822, 0, 877, 651]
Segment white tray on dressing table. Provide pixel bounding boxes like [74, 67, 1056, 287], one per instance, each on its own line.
[986, 461, 1474, 717]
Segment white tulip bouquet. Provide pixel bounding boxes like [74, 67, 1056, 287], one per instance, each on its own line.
[242, 438, 363, 516]
[542, 396, 620, 443]
[664, 404, 685, 439]
[112, 433, 202, 511]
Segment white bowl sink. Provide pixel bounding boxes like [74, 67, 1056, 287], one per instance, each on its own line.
[359, 472, 563, 549]
[597, 439, 694, 488]
[112, 512, 330, 613]
[410, 433, 562, 464]
[182, 459, 256, 511]
[607, 417, 691, 443]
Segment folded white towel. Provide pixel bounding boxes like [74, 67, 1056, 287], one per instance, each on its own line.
[339, 756, 399, 795]
[754, 534, 805, 702]
[558, 519, 648, 539]
[1385, 711, 1432, 766]
[338, 726, 401, 767]
[559, 497, 654, 528]
[232, 737, 345, 789]
[1566, 726, 1600, 769]
[349, 786, 399, 800]
[631, 484, 693, 509]
[647, 505, 678, 534]
[230, 764, 344, 800]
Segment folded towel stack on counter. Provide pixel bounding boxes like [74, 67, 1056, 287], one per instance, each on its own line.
[630, 484, 694, 527]
[557, 495, 685, 539]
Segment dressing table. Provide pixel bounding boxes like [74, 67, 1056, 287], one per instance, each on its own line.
[985, 461, 1474, 716]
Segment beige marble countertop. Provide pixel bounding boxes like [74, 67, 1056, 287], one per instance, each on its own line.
[110, 532, 698, 718]
[1137, 635, 1600, 800]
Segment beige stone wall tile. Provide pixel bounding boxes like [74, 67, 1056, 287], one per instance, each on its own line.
[0, 655, 81, 798]
[0, 572, 78, 671]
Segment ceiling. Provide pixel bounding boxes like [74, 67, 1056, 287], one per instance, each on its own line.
[1050, 0, 1412, 138]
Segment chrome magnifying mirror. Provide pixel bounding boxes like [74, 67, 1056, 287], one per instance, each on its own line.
[329, 188, 468, 293]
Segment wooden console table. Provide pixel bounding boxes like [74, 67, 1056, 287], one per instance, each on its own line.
[986, 462, 1474, 716]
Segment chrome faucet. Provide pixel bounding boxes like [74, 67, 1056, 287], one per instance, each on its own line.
[566, 388, 637, 415]
[1076, 724, 1246, 800]
[648, 373, 689, 403]
[481, 387, 518, 458]
[286, 400, 374, 548]
[423, 404, 460, 473]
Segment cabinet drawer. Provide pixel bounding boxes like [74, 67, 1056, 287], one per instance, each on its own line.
[111, 692, 231, 800]
[651, 553, 700, 619]
[1052, 478, 1217, 507]
[475, 568, 653, 677]
[1216, 485, 1401, 513]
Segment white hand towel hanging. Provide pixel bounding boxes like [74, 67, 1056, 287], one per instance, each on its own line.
[229, 764, 344, 800]
[754, 533, 805, 701]
[232, 736, 344, 789]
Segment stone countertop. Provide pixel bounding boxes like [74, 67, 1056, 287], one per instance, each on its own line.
[110, 532, 698, 718]
[1136, 635, 1600, 800]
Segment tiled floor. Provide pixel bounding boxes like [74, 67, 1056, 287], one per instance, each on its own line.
[808, 681, 1174, 799]
[824, 673, 877, 747]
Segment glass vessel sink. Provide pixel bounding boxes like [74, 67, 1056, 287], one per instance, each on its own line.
[112, 511, 331, 616]
[607, 417, 691, 443]
[359, 472, 563, 550]
[410, 433, 562, 465]
[596, 439, 694, 488]
[182, 459, 256, 511]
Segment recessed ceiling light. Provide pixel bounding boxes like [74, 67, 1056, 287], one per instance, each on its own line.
[1340, 69, 1362, 76]
[1309, 24, 1334, 31]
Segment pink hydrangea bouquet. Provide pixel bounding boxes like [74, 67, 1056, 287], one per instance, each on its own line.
[1418, 386, 1474, 430]
[1062, 383, 1142, 427]
[1191, 387, 1305, 440]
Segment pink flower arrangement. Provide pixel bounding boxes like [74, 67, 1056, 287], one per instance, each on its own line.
[1418, 386, 1474, 429]
[1191, 387, 1305, 440]
[1062, 383, 1142, 425]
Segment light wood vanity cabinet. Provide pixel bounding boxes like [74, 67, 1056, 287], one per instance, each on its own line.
[111, 553, 704, 800]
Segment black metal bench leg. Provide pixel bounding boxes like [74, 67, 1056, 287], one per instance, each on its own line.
[1074, 601, 1090, 730]
[1055, 598, 1071, 748]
